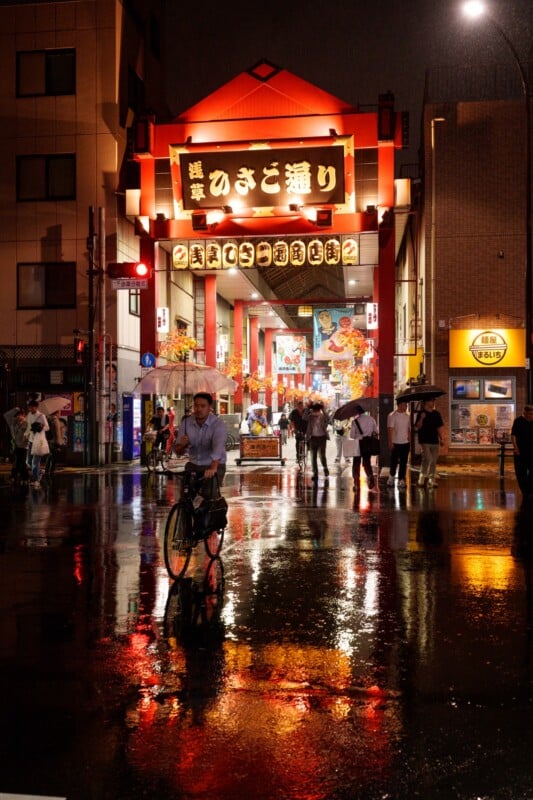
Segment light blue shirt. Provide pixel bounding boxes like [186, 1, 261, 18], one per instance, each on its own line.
[177, 412, 227, 465]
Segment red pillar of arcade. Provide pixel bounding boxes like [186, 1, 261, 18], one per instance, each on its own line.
[233, 300, 244, 408]
[264, 328, 274, 408]
[249, 317, 259, 401]
[376, 139, 396, 466]
[140, 236, 157, 359]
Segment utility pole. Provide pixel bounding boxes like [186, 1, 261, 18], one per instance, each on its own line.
[87, 206, 97, 465]
[98, 207, 107, 465]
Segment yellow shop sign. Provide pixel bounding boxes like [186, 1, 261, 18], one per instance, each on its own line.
[449, 328, 525, 368]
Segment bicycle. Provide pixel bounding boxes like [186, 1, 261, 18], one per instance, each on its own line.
[146, 443, 169, 472]
[163, 470, 227, 580]
[163, 556, 225, 641]
[225, 433, 236, 451]
[295, 433, 307, 471]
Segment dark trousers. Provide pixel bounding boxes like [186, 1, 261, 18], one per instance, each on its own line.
[352, 455, 374, 486]
[185, 462, 226, 497]
[514, 456, 533, 496]
[309, 436, 328, 475]
[390, 443, 410, 480]
[11, 447, 30, 481]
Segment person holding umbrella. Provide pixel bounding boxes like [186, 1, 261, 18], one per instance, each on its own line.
[173, 392, 228, 489]
[415, 397, 445, 488]
[25, 398, 49, 488]
[348, 405, 378, 491]
[248, 406, 268, 436]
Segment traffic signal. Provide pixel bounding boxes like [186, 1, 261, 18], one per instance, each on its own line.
[107, 261, 152, 279]
[74, 336, 86, 365]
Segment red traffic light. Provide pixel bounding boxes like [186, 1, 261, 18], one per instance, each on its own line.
[74, 336, 86, 365]
[107, 261, 152, 279]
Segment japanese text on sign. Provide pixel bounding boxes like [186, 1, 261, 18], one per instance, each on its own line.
[176, 145, 345, 210]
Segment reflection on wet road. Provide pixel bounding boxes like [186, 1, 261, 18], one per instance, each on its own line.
[1, 465, 533, 799]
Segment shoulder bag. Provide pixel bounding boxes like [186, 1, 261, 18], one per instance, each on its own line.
[355, 418, 380, 458]
[193, 476, 228, 538]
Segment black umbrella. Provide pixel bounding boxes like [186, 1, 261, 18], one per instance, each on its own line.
[333, 398, 378, 421]
[395, 384, 446, 404]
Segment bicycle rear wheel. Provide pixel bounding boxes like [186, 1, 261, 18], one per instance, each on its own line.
[204, 524, 225, 558]
[164, 502, 193, 579]
[225, 433, 236, 451]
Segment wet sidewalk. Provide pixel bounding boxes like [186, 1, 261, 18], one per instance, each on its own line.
[1, 443, 532, 800]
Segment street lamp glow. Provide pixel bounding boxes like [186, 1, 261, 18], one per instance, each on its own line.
[460, 0, 533, 402]
[462, 1, 486, 19]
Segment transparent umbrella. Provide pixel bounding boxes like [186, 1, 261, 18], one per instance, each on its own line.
[39, 396, 71, 415]
[132, 363, 238, 397]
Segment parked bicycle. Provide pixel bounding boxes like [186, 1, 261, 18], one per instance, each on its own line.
[163, 470, 227, 580]
[225, 433, 236, 451]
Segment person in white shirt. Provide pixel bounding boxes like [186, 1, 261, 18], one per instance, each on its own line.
[387, 401, 411, 488]
[349, 405, 378, 491]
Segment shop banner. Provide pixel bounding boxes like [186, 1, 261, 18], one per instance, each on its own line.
[313, 307, 356, 361]
[449, 328, 525, 368]
[275, 335, 306, 374]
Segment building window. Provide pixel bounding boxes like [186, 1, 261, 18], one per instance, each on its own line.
[354, 148, 378, 213]
[17, 48, 76, 97]
[17, 262, 76, 309]
[17, 154, 76, 201]
[129, 290, 140, 316]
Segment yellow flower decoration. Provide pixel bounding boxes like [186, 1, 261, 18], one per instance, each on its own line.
[159, 330, 197, 361]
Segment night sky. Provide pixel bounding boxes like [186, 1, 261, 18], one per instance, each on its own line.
[165, 0, 531, 164]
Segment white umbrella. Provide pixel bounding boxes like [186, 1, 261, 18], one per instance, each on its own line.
[132, 363, 238, 396]
[39, 396, 71, 415]
[247, 402, 268, 411]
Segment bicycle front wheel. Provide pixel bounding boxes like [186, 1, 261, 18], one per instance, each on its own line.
[164, 502, 193, 580]
[146, 449, 157, 472]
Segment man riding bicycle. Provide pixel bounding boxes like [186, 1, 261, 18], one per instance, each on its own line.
[173, 392, 228, 493]
[289, 400, 309, 463]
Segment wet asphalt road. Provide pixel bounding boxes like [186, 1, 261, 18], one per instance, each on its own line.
[1, 449, 533, 800]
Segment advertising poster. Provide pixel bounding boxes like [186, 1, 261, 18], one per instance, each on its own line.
[313, 307, 356, 360]
[73, 419, 85, 452]
[275, 335, 306, 374]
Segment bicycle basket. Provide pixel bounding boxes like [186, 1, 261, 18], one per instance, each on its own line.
[193, 495, 228, 537]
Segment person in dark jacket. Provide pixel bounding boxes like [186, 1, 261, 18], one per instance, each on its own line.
[415, 397, 444, 488]
[511, 404, 533, 498]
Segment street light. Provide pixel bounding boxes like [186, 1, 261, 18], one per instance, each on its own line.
[462, 0, 532, 402]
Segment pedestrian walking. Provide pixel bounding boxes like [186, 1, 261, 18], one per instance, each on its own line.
[44, 409, 63, 476]
[305, 402, 330, 481]
[278, 412, 289, 445]
[289, 400, 309, 462]
[10, 408, 30, 484]
[348, 405, 378, 491]
[387, 400, 411, 488]
[25, 398, 49, 488]
[333, 416, 350, 463]
[415, 397, 444, 488]
[511, 403, 533, 499]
